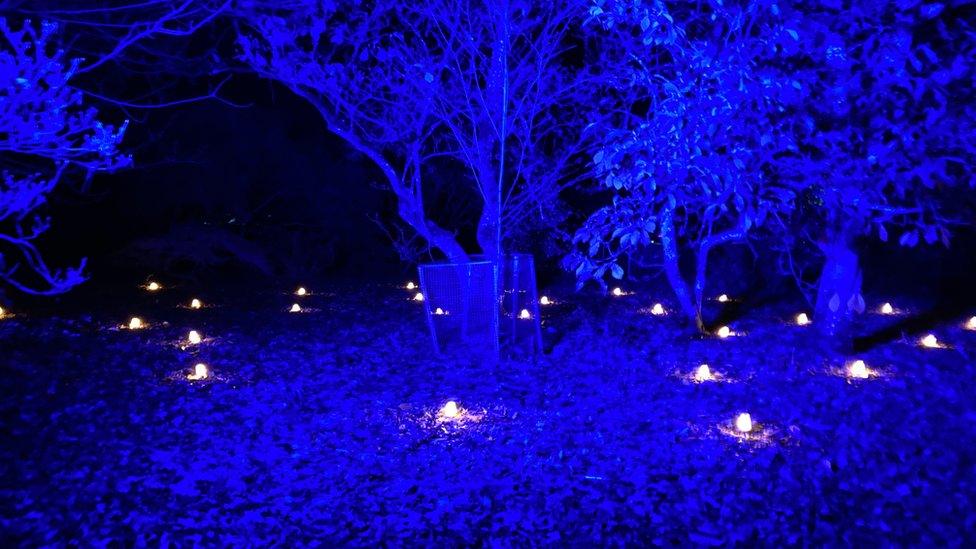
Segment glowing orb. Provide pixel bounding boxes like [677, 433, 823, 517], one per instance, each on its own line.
[434, 307, 445, 315]
[717, 294, 729, 303]
[716, 325, 731, 338]
[413, 292, 424, 302]
[519, 308, 531, 320]
[406, 281, 416, 290]
[147, 282, 160, 291]
[440, 400, 459, 419]
[290, 303, 302, 313]
[795, 313, 810, 326]
[920, 334, 939, 348]
[881, 302, 894, 315]
[188, 330, 202, 345]
[187, 363, 208, 381]
[128, 317, 143, 330]
[650, 303, 665, 316]
[296, 287, 307, 296]
[190, 298, 202, 309]
[540, 296, 550, 305]
[612, 287, 623, 297]
[848, 359, 869, 379]
[735, 413, 753, 433]
[694, 364, 713, 382]
[967, 316, 976, 330]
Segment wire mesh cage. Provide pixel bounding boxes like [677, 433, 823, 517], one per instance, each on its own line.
[417, 253, 542, 356]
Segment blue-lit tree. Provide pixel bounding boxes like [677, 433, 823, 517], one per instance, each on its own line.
[236, 0, 595, 261]
[567, 0, 802, 331]
[773, 2, 976, 336]
[0, 19, 129, 294]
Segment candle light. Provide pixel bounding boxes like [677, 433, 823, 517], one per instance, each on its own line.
[128, 317, 143, 330]
[717, 294, 729, 303]
[413, 292, 424, 302]
[519, 308, 531, 320]
[439, 400, 459, 419]
[650, 303, 665, 315]
[966, 316, 976, 330]
[612, 287, 624, 297]
[406, 281, 416, 290]
[848, 359, 869, 379]
[881, 302, 894, 314]
[290, 303, 302, 313]
[296, 287, 307, 296]
[540, 295, 550, 305]
[735, 413, 753, 433]
[795, 313, 810, 326]
[716, 325, 731, 338]
[694, 364, 713, 382]
[190, 298, 202, 309]
[187, 363, 208, 381]
[188, 330, 202, 345]
[920, 334, 939, 348]
[147, 281, 160, 291]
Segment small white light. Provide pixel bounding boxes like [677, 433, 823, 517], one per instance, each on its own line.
[128, 317, 143, 330]
[296, 287, 307, 296]
[717, 294, 729, 303]
[540, 295, 550, 305]
[187, 363, 208, 381]
[0, 306, 5, 317]
[694, 364, 713, 382]
[519, 308, 531, 320]
[796, 313, 810, 326]
[434, 307, 445, 315]
[735, 413, 753, 433]
[612, 287, 623, 296]
[413, 292, 424, 302]
[188, 330, 202, 345]
[881, 302, 894, 315]
[966, 316, 976, 330]
[190, 298, 202, 309]
[848, 359, 869, 379]
[147, 281, 160, 291]
[921, 334, 939, 348]
[650, 303, 665, 315]
[440, 400, 459, 419]
[290, 303, 302, 313]
[716, 325, 731, 338]
[406, 281, 416, 290]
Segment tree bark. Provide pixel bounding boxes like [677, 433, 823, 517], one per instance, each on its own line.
[814, 234, 862, 341]
[660, 208, 703, 332]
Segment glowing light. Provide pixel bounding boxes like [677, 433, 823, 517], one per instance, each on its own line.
[795, 313, 810, 326]
[716, 325, 731, 338]
[717, 294, 729, 303]
[694, 364, 713, 382]
[540, 295, 550, 305]
[920, 334, 939, 348]
[735, 413, 753, 433]
[848, 359, 869, 379]
[290, 303, 302, 313]
[128, 317, 143, 330]
[612, 287, 623, 296]
[434, 307, 445, 315]
[406, 281, 416, 290]
[439, 400, 459, 419]
[190, 298, 202, 309]
[413, 292, 424, 302]
[966, 316, 976, 330]
[187, 363, 208, 381]
[650, 303, 665, 316]
[147, 281, 160, 291]
[296, 286, 307, 296]
[881, 302, 894, 315]
[0, 306, 5, 318]
[519, 308, 531, 320]
[188, 330, 202, 345]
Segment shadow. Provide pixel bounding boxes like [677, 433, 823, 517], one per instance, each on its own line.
[853, 299, 973, 353]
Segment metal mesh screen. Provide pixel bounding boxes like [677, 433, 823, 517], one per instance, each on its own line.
[499, 253, 543, 356]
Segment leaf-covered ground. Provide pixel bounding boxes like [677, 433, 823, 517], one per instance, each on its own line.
[1, 281, 975, 546]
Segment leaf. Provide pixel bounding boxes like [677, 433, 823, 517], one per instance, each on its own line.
[829, 293, 840, 312]
[610, 263, 624, 279]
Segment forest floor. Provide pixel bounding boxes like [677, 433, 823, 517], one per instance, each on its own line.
[1, 279, 975, 546]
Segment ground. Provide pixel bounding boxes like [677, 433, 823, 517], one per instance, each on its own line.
[1, 280, 975, 546]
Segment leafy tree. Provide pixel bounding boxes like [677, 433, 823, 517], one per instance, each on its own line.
[0, 19, 128, 294]
[567, 0, 802, 331]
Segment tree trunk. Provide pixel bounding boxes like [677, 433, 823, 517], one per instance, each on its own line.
[814, 235, 862, 341]
[660, 208, 703, 332]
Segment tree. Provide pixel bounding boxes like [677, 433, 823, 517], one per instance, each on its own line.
[567, 0, 802, 331]
[236, 0, 596, 262]
[774, 1, 976, 336]
[0, 19, 128, 294]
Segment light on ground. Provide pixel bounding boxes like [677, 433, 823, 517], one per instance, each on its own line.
[540, 295, 550, 305]
[147, 281, 160, 291]
[439, 400, 459, 419]
[413, 292, 424, 302]
[967, 316, 976, 330]
[796, 313, 810, 326]
[612, 287, 624, 296]
[921, 334, 939, 348]
[694, 364, 713, 382]
[190, 298, 202, 309]
[406, 281, 416, 290]
[848, 359, 869, 379]
[188, 330, 202, 345]
[519, 308, 531, 319]
[716, 325, 731, 338]
[187, 363, 208, 381]
[735, 413, 753, 433]
[651, 303, 665, 315]
[128, 317, 143, 330]
[290, 303, 302, 313]
[881, 302, 894, 314]
[718, 294, 729, 303]
[296, 287, 307, 296]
